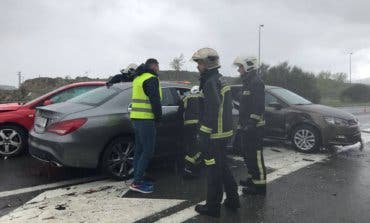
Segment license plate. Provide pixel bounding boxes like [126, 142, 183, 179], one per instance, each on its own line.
[35, 117, 48, 128]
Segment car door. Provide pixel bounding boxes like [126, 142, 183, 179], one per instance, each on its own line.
[264, 92, 287, 139]
[155, 87, 184, 156]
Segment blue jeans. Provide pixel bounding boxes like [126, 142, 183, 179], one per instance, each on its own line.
[132, 119, 156, 183]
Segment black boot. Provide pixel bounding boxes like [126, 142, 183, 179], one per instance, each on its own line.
[239, 178, 253, 187]
[195, 204, 220, 217]
[242, 185, 266, 195]
[223, 198, 241, 211]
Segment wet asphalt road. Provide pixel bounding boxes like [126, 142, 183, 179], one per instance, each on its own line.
[0, 111, 370, 221]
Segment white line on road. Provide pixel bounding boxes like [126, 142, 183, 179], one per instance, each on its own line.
[155, 141, 365, 223]
[0, 176, 105, 199]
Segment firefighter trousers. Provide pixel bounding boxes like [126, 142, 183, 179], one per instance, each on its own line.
[203, 140, 239, 207]
[242, 127, 266, 186]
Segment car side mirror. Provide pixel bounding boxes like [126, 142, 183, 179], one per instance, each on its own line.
[269, 102, 282, 110]
[43, 100, 53, 106]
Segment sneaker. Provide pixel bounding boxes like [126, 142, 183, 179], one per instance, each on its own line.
[143, 180, 154, 187]
[129, 182, 154, 194]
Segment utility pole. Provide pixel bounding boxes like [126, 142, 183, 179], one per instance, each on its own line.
[16, 71, 22, 88]
[258, 24, 264, 75]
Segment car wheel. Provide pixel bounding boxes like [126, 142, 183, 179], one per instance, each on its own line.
[102, 137, 134, 180]
[291, 124, 321, 153]
[0, 125, 27, 157]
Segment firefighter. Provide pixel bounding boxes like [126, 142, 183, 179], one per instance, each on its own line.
[233, 56, 267, 195]
[191, 48, 240, 217]
[106, 63, 138, 86]
[182, 86, 203, 178]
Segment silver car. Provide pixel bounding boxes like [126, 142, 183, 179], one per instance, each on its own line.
[29, 82, 191, 180]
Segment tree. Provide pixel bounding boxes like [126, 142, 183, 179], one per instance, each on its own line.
[341, 84, 370, 102]
[318, 71, 331, 80]
[332, 72, 347, 83]
[170, 54, 185, 71]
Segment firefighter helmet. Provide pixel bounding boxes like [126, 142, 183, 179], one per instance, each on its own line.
[233, 56, 257, 72]
[191, 48, 220, 69]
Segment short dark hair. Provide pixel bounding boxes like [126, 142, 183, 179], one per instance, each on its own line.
[145, 58, 159, 66]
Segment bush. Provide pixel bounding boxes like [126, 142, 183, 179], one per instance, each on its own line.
[340, 84, 370, 102]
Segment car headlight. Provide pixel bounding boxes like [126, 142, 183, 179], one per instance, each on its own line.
[324, 116, 349, 126]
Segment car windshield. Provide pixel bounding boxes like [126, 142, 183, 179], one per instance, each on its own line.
[270, 88, 312, 105]
[68, 86, 120, 106]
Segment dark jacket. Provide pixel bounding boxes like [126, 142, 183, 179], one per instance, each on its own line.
[135, 64, 162, 121]
[107, 73, 133, 85]
[182, 92, 202, 126]
[199, 69, 233, 141]
[238, 70, 265, 127]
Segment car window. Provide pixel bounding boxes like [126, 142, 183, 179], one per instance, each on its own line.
[161, 88, 177, 106]
[49, 86, 99, 104]
[69, 86, 121, 106]
[270, 88, 312, 105]
[265, 92, 279, 107]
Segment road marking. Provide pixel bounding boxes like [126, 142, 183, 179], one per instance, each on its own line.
[2, 133, 368, 222]
[0, 180, 185, 223]
[0, 176, 105, 199]
[155, 138, 367, 223]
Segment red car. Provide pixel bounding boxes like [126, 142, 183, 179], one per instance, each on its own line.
[0, 81, 105, 157]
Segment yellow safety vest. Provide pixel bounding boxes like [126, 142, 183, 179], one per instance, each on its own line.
[130, 73, 162, 119]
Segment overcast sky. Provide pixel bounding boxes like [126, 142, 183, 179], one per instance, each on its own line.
[1, 0, 370, 87]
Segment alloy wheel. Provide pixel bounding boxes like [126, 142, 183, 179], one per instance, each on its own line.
[106, 142, 134, 178]
[293, 129, 316, 151]
[0, 129, 22, 156]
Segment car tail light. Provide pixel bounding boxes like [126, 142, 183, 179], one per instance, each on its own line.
[47, 118, 87, 135]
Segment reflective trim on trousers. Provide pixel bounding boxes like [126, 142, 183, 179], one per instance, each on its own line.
[204, 158, 216, 166]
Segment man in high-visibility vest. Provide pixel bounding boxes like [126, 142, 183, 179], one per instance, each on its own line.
[182, 86, 203, 178]
[129, 59, 162, 194]
[233, 56, 267, 195]
[191, 48, 240, 217]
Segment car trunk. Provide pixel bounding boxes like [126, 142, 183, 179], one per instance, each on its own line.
[34, 102, 94, 133]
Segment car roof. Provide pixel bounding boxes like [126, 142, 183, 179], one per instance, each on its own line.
[230, 84, 280, 90]
[112, 81, 192, 90]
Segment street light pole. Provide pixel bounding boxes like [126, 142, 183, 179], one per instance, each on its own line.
[258, 24, 264, 75]
[349, 53, 352, 84]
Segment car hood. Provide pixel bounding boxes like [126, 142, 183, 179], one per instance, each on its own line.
[292, 104, 355, 120]
[0, 103, 22, 112]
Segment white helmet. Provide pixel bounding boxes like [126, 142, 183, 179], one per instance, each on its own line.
[190, 85, 200, 94]
[191, 48, 220, 69]
[233, 56, 257, 72]
[121, 63, 138, 74]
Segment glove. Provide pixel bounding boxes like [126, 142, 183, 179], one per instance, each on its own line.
[105, 81, 113, 88]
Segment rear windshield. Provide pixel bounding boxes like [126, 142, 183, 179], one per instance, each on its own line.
[270, 88, 312, 105]
[68, 86, 120, 106]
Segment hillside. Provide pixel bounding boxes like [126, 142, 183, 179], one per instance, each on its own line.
[0, 85, 16, 90]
